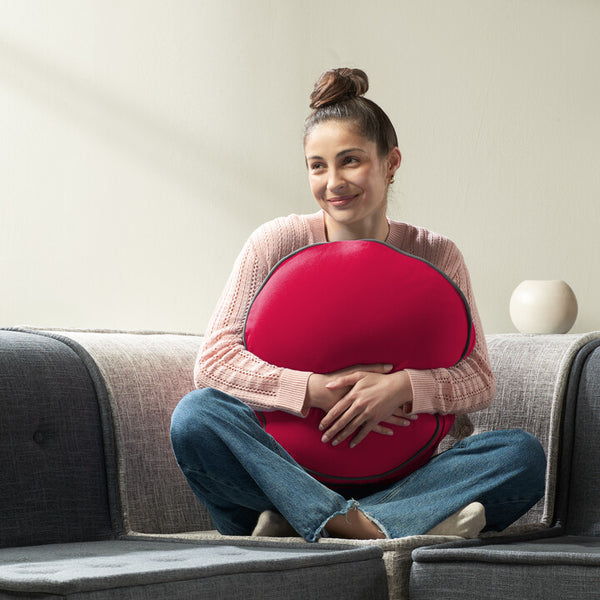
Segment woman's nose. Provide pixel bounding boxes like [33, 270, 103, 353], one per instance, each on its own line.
[327, 169, 346, 192]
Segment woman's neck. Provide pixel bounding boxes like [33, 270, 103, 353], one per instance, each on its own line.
[323, 213, 390, 242]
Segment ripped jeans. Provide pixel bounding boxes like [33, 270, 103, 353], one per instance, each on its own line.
[170, 388, 546, 542]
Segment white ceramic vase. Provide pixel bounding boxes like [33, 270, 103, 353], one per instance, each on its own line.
[510, 280, 578, 334]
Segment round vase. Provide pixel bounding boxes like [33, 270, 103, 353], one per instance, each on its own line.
[509, 280, 578, 334]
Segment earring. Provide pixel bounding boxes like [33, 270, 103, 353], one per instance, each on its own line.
[389, 175, 395, 185]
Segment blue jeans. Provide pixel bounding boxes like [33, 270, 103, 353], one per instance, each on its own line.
[170, 388, 546, 542]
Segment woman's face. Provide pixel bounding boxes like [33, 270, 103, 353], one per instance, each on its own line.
[304, 120, 401, 241]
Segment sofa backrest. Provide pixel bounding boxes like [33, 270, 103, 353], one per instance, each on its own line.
[561, 340, 600, 535]
[0, 330, 114, 547]
[448, 333, 600, 528]
[10, 328, 597, 539]
[50, 330, 214, 535]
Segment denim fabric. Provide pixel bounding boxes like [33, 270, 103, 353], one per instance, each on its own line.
[170, 389, 546, 542]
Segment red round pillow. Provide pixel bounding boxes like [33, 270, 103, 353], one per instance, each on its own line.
[244, 240, 475, 486]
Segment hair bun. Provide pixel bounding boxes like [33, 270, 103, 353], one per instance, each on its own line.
[309, 68, 369, 109]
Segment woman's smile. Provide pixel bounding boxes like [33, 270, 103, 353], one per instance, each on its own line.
[327, 194, 359, 207]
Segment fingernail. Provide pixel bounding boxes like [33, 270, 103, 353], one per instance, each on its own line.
[321, 435, 329, 443]
[349, 441, 356, 448]
[331, 440, 339, 446]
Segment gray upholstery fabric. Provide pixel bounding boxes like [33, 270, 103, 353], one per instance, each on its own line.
[438, 332, 600, 527]
[142, 529, 463, 600]
[6, 329, 595, 600]
[412, 534, 600, 565]
[43, 330, 214, 535]
[565, 343, 600, 535]
[45, 331, 598, 537]
[408, 340, 600, 599]
[0, 330, 113, 547]
[410, 535, 600, 599]
[0, 539, 387, 600]
[410, 560, 598, 600]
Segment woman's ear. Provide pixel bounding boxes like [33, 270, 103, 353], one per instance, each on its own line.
[388, 147, 402, 177]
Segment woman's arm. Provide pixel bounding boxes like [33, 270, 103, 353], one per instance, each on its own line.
[194, 217, 315, 415]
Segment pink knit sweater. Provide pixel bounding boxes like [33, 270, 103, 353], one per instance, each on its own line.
[195, 211, 495, 417]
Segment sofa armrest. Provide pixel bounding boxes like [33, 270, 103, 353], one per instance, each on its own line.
[469, 332, 600, 527]
[33, 329, 214, 536]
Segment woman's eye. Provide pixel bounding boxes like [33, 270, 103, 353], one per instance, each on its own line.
[310, 162, 325, 171]
[343, 156, 359, 165]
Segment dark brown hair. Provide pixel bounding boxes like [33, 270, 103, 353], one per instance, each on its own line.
[303, 68, 398, 157]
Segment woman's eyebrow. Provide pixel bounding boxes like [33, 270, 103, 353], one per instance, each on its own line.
[307, 148, 367, 161]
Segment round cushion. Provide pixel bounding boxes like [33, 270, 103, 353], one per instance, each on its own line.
[244, 240, 475, 485]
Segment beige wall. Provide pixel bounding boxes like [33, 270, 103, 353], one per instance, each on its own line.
[1, 1, 599, 334]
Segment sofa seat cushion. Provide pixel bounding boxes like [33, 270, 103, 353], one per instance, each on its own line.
[149, 529, 465, 600]
[410, 535, 600, 600]
[0, 539, 387, 600]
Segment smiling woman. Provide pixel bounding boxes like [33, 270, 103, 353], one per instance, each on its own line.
[303, 70, 401, 242]
[170, 67, 546, 544]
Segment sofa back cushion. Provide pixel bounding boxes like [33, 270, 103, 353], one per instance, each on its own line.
[53, 330, 214, 535]
[563, 341, 600, 535]
[0, 330, 113, 547]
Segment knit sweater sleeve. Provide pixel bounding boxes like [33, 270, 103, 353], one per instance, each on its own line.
[194, 216, 313, 416]
[403, 236, 496, 415]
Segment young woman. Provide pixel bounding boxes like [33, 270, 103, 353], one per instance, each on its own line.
[170, 68, 546, 542]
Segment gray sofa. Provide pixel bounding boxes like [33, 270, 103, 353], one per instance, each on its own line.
[1, 328, 599, 599]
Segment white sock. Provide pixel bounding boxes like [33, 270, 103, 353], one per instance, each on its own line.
[251, 510, 298, 537]
[426, 502, 486, 538]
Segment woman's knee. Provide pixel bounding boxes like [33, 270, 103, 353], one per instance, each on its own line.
[510, 429, 547, 487]
[170, 387, 256, 453]
[171, 388, 211, 452]
[482, 429, 546, 491]
[463, 429, 546, 489]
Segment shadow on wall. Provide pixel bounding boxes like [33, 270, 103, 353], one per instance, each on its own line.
[0, 36, 281, 204]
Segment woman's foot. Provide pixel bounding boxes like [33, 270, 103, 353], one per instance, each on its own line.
[325, 507, 386, 539]
[252, 511, 298, 537]
[426, 502, 486, 538]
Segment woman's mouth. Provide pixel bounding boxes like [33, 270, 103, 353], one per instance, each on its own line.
[327, 195, 357, 207]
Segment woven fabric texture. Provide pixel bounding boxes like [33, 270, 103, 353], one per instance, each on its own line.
[410, 535, 600, 600]
[51, 331, 213, 535]
[409, 560, 599, 600]
[0, 539, 387, 600]
[565, 344, 600, 534]
[437, 332, 600, 527]
[141, 529, 463, 600]
[0, 330, 113, 548]
[412, 534, 600, 565]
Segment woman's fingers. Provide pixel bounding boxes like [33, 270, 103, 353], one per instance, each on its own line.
[318, 368, 415, 447]
[326, 364, 393, 390]
[319, 396, 354, 438]
[322, 412, 371, 446]
[320, 407, 418, 447]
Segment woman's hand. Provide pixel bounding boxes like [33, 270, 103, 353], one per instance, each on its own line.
[304, 363, 393, 413]
[318, 369, 416, 448]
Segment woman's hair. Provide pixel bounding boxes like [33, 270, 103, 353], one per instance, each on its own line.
[303, 68, 398, 157]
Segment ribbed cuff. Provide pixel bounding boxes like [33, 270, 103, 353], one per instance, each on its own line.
[405, 369, 437, 414]
[276, 368, 313, 416]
